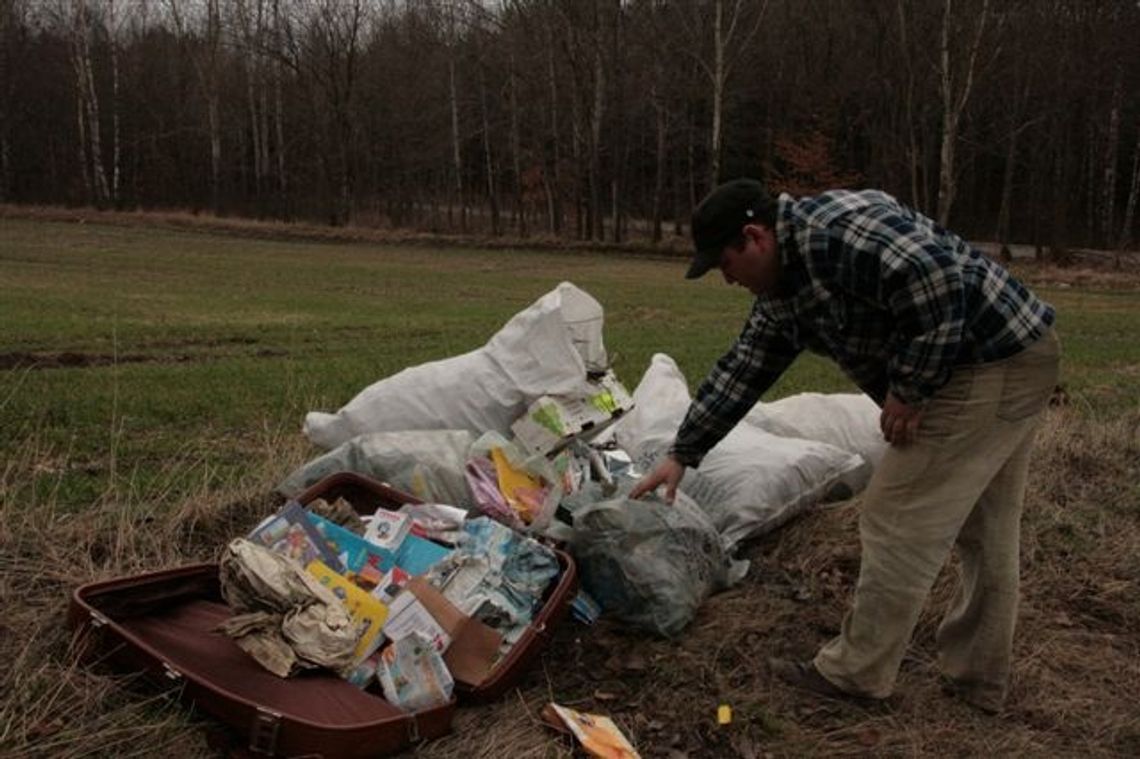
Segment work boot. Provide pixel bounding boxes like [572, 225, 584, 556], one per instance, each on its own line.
[940, 676, 1004, 715]
[768, 658, 876, 702]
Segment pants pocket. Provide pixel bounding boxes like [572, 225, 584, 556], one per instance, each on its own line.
[995, 334, 1060, 422]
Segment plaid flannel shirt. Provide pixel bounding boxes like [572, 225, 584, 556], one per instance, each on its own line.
[670, 190, 1055, 467]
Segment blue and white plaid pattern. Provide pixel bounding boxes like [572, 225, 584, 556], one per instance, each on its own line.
[670, 190, 1055, 466]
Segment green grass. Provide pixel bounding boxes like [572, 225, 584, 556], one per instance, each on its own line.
[1, 218, 1136, 511]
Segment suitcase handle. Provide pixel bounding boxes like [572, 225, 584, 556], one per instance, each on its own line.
[249, 707, 282, 755]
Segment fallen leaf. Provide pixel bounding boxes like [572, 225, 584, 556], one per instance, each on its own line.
[624, 652, 648, 671]
[857, 727, 881, 747]
[593, 690, 619, 702]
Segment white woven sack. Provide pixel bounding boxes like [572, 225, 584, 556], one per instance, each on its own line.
[613, 354, 869, 548]
[304, 282, 608, 449]
[743, 392, 886, 468]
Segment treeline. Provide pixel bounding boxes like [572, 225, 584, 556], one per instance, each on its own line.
[1, 0, 1138, 251]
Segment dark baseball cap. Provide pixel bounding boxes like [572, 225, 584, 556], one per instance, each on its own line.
[687, 178, 774, 279]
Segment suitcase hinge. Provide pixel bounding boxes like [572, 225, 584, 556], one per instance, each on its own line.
[249, 707, 282, 755]
[407, 714, 420, 742]
[89, 610, 110, 628]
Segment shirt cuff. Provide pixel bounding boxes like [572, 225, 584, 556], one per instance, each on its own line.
[667, 443, 704, 469]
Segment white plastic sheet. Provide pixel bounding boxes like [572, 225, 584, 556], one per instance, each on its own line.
[304, 282, 608, 449]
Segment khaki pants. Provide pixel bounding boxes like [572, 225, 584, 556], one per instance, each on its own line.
[814, 330, 1061, 707]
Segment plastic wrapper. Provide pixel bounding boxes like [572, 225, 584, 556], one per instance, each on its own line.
[424, 517, 560, 649]
[569, 488, 748, 638]
[378, 633, 455, 712]
[466, 431, 562, 531]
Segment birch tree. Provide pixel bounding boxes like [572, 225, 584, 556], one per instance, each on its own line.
[935, 0, 994, 226]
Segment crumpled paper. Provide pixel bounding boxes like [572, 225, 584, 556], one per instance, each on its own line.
[217, 538, 359, 677]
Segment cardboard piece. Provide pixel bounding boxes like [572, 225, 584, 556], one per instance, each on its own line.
[382, 590, 452, 653]
[406, 577, 503, 686]
[510, 370, 634, 456]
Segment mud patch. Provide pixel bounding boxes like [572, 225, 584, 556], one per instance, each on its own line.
[0, 348, 287, 371]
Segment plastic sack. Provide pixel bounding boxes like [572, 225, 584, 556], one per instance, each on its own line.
[277, 430, 475, 507]
[613, 354, 869, 548]
[304, 282, 609, 449]
[464, 431, 562, 531]
[570, 487, 747, 637]
[743, 392, 887, 469]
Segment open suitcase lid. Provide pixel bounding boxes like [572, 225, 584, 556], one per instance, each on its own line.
[295, 471, 578, 703]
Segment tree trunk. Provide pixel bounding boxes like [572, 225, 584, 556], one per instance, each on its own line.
[272, 0, 287, 203]
[109, 0, 121, 206]
[589, 28, 605, 241]
[509, 53, 526, 237]
[936, 0, 990, 226]
[1100, 69, 1122, 247]
[708, 0, 724, 189]
[545, 29, 562, 234]
[477, 59, 499, 236]
[897, 0, 920, 207]
[651, 82, 667, 244]
[448, 56, 465, 233]
[995, 124, 1019, 254]
[1119, 123, 1140, 251]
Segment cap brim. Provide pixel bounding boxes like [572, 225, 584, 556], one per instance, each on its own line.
[685, 248, 720, 279]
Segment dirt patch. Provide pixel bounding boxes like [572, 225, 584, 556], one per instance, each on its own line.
[0, 348, 287, 371]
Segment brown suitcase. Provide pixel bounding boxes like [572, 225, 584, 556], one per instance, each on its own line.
[295, 471, 579, 703]
[68, 562, 455, 757]
[69, 472, 578, 755]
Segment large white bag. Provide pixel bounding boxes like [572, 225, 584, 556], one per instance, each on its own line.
[743, 392, 886, 468]
[613, 354, 869, 548]
[304, 282, 608, 449]
[277, 430, 476, 507]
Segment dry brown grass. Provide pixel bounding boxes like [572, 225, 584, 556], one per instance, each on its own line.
[2, 407, 1138, 757]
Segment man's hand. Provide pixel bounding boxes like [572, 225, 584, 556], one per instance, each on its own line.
[629, 455, 686, 502]
[880, 392, 923, 447]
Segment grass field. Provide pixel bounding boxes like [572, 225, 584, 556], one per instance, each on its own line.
[2, 215, 1139, 757]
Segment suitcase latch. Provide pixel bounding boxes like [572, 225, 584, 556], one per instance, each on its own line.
[89, 610, 110, 628]
[407, 715, 420, 742]
[161, 662, 183, 682]
[249, 708, 282, 755]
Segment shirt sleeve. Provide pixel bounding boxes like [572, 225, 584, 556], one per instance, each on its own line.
[669, 302, 801, 467]
[843, 212, 966, 405]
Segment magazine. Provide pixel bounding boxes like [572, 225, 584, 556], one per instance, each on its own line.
[544, 703, 640, 759]
[247, 501, 345, 573]
[307, 560, 390, 662]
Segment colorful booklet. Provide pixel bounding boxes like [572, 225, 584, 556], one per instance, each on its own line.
[308, 512, 396, 576]
[364, 509, 412, 552]
[248, 501, 345, 573]
[307, 560, 390, 663]
[543, 703, 641, 759]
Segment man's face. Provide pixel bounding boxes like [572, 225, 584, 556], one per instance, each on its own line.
[718, 223, 781, 296]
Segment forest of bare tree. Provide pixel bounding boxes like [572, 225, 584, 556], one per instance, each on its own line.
[1, 0, 1138, 252]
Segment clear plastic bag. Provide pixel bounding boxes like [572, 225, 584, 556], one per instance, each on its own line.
[570, 486, 748, 638]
